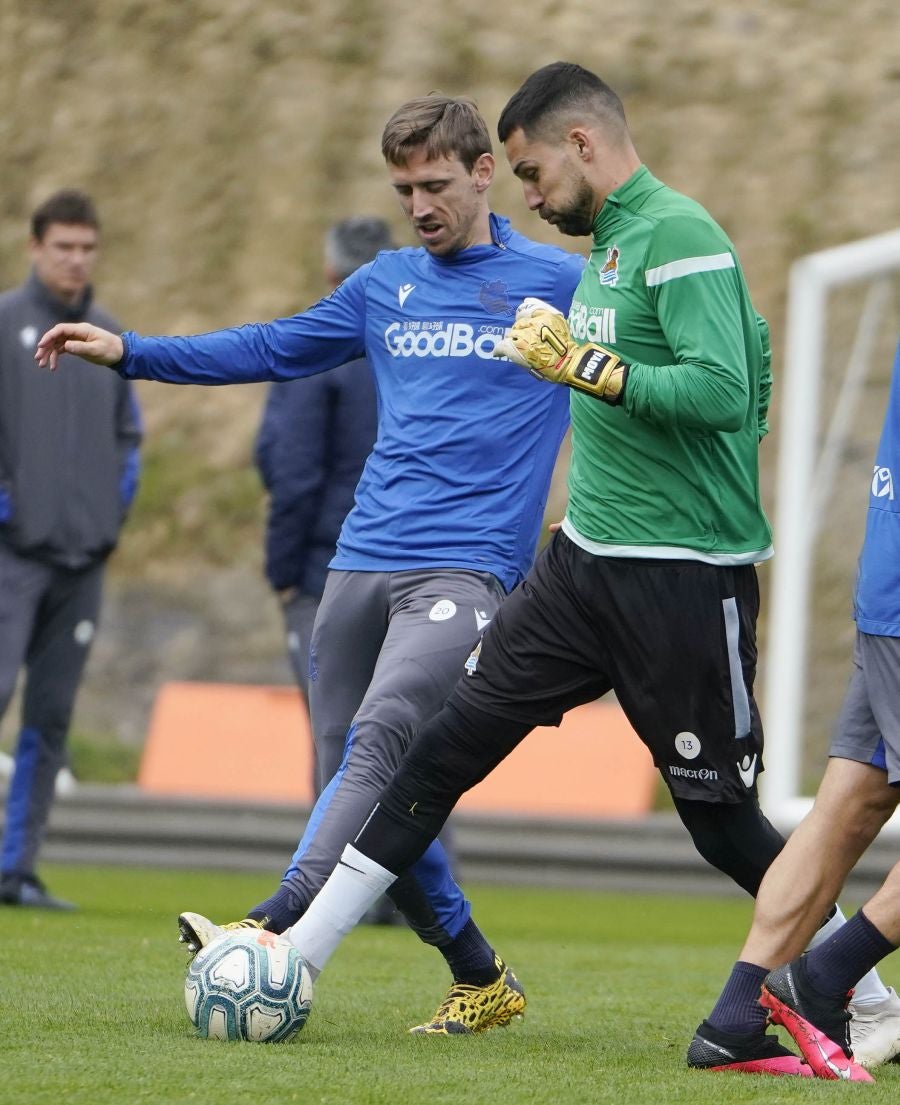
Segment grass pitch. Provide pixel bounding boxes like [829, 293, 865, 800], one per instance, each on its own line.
[1, 865, 896, 1104]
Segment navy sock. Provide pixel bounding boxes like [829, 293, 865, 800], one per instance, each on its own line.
[246, 883, 307, 933]
[441, 918, 500, 985]
[707, 961, 770, 1033]
[804, 908, 897, 998]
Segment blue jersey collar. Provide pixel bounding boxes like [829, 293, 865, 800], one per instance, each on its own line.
[428, 213, 512, 265]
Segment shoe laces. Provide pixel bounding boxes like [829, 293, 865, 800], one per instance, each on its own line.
[435, 975, 505, 1015]
[222, 917, 264, 933]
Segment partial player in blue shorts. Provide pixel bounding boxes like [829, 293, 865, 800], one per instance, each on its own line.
[685, 336, 900, 1077]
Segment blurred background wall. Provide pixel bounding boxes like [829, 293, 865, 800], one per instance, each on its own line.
[1, 0, 898, 787]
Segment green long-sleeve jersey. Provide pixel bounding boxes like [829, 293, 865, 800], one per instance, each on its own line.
[562, 165, 773, 564]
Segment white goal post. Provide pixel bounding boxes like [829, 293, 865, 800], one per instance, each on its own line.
[760, 229, 900, 830]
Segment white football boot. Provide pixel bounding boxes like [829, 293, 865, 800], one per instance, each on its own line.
[850, 987, 900, 1067]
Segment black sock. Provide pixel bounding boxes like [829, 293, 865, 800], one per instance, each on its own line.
[804, 909, 897, 998]
[441, 918, 501, 986]
[707, 961, 770, 1033]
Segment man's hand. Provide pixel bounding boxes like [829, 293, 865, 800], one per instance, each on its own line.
[34, 323, 125, 371]
[493, 297, 628, 405]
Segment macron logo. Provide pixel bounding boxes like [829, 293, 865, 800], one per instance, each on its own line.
[872, 465, 894, 500]
[398, 283, 416, 308]
[737, 754, 757, 789]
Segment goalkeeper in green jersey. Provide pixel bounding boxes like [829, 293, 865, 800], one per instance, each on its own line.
[238, 64, 900, 1068]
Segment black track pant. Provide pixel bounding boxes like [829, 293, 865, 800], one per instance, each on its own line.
[355, 697, 787, 898]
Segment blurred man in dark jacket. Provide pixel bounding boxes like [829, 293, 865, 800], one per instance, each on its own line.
[0, 189, 141, 909]
[255, 217, 392, 795]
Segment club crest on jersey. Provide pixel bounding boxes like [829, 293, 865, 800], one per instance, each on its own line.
[599, 246, 620, 287]
[479, 279, 511, 315]
[464, 640, 482, 676]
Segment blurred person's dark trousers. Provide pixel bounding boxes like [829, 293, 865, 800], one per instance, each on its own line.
[0, 542, 103, 877]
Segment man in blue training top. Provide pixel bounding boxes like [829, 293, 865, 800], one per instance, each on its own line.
[36, 94, 584, 1034]
[256, 215, 414, 925]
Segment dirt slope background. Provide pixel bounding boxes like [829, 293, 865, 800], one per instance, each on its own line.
[1, 0, 898, 789]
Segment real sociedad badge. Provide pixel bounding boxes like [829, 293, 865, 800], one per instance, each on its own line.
[599, 246, 620, 287]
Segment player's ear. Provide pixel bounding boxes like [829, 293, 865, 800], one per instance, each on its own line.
[568, 128, 592, 161]
[471, 152, 495, 192]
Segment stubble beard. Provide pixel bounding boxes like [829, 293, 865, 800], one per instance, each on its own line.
[548, 178, 596, 238]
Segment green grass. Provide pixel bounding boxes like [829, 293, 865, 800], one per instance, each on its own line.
[67, 730, 143, 784]
[1, 866, 896, 1104]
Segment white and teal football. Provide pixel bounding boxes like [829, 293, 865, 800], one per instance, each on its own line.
[184, 930, 313, 1043]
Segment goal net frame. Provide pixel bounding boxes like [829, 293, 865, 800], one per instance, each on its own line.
[760, 229, 900, 831]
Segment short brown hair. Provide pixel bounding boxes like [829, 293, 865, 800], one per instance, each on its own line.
[31, 189, 100, 241]
[381, 95, 492, 171]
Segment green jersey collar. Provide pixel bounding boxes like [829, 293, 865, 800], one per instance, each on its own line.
[592, 165, 663, 240]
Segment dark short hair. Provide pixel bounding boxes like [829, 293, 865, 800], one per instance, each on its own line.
[497, 62, 627, 143]
[381, 95, 492, 172]
[30, 189, 100, 241]
[325, 217, 395, 282]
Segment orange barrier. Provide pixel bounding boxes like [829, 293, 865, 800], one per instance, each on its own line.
[138, 683, 315, 804]
[138, 681, 657, 818]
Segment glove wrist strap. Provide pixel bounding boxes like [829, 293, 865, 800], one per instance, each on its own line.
[568, 345, 629, 405]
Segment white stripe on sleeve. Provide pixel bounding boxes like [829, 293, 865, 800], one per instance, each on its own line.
[644, 252, 735, 287]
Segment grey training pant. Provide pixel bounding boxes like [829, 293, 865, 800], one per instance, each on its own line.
[0, 542, 104, 875]
[280, 567, 504, 940]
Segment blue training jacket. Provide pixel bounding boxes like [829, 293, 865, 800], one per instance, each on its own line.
[855, 338, 900, 636]
[118, 214, 585, 592]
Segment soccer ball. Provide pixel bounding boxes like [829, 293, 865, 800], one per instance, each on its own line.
[184, 930, 313, 1042]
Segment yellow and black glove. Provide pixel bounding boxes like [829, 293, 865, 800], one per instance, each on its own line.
[493, 297, 628, 405]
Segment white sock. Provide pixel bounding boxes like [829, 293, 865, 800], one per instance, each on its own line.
[806, 904, 890, 1006]
[284, 844, 396, 978]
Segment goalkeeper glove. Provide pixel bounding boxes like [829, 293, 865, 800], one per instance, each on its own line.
[493, 297, 629, 404]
